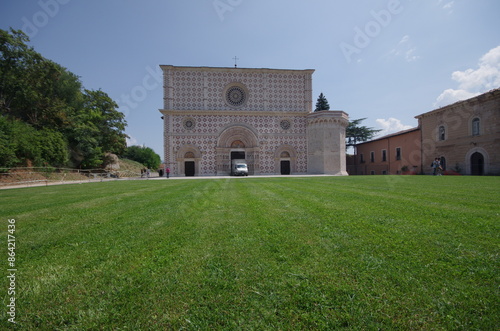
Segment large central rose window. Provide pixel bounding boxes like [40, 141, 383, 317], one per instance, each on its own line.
[224, 84, 248, 108]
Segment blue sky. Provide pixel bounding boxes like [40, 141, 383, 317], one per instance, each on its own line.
[1, 0, 499, 157]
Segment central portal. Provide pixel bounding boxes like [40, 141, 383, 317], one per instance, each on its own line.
[216, 125, 260, 176]
[231, 151, 245, 160]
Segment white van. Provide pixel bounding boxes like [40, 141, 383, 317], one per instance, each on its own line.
[231, 159, 248, 176]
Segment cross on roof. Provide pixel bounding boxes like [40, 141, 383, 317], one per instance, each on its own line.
[233, 56, 239, 68]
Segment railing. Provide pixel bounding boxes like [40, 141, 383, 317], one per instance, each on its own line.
[0, 167, 147, 188]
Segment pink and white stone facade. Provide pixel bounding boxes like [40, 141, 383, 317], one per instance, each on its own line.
[159, 65, 348, 176]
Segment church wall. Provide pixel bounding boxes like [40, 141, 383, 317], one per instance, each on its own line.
[160, 65, 348, 176]
[162, 65, 314, 113]
[165, 113, 308, 175]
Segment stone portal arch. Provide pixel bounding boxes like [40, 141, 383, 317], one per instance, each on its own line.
[216, 125, 259, 175]
[177, 145, 202, 176]
[274, 145, 297, 175]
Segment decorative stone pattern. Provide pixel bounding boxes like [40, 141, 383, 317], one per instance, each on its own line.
[160, 65, 347, 176]
[167, 114, 308, 175]
[163, 66, 313, 112]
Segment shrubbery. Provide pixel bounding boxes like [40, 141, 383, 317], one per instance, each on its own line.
[0, 28, 127, 168]
[123, 145, 161, 170]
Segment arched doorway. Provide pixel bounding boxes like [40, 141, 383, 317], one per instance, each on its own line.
[216, 125, 259, 175]
[184, 151, 195, 177]
[274, 146, 297, 175]
[280, 151, 291, 175]
[176, 145, 201, 177]
[471, 152, 484, 176]
[440, 156, 446, 171]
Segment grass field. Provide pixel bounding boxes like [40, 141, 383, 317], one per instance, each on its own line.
[1, 176, 499, 330]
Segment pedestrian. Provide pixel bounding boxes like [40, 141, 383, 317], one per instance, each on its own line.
[146, 168, 150, 178]
[166, 167, 170, 178]
[431, 158, 441, 175]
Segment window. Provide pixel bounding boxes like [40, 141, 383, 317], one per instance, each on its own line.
[472, 118, 480, 136]
[370, 170, 375, 175]
[396, 147, 401, 160]
[382, 170, 387, 175]
[439, 126, 446, 141]
[370, 151, 375, 163]
[360, 154, 365, 163]
[382, 150, 387, 162]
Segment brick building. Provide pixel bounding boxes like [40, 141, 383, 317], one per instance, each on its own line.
[349, 89, 500, 176]
[348, 127, 421, 175]
[415, 88, 500, 175]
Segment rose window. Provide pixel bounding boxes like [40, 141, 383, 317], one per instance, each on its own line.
[226, 86, 246, 107]
[280, 120, 291, 130]
[183, 118, 195, 130]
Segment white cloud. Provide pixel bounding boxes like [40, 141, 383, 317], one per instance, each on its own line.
[375, 118, 414, 137]
[387, 35, 420, 62]
[126, 135, 138, 147]
[436, 0, 454, 14]
[443, 1, 454, 10]
[435, 45, 500, 107]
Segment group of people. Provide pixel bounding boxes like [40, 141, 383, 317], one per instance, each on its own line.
[431, 157, 443, 175]
[157, 167, 171, 178]
[141, 167, 170, 178]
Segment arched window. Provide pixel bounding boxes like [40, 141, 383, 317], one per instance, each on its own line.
[439, 126, 446, 141]
[472, 118, 480, 136]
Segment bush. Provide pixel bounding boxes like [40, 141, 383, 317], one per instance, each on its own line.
[0, 116, 69, 167]
[123, 145, 161, 169]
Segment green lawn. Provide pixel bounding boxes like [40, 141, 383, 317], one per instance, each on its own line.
[1, 176, 499, 330]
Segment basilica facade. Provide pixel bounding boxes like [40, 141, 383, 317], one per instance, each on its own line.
[159, 65, 348, 176]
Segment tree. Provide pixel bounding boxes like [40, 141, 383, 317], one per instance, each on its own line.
[0, 28, 128, 169]
[0, 116, 68, 167]
[346, 118, 381, 149]
[123, 146, 161, 169]
[314, 93, 330, 112]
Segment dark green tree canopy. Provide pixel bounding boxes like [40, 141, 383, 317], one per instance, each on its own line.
[314, 93, 330, 112]
[0, 28, 128, 168]
[123, 146, 161, 170]
[346, 118, 381, 148]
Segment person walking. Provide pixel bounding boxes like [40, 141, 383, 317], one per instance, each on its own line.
[432, 158, 442, 176]
[166, 167, 170, 178]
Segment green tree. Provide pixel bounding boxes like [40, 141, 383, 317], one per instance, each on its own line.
[81, 89, 127, 156]
[0, 116, 68, 167]
[124, 146, 161, 169]
[346, 118, 381, 149]
[0, 28, 128, 169]
[314, 93, 330, 112]
[0, 28, 82, 129]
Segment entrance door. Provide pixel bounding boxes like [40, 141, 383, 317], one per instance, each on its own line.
[471, 152, 484, 176]
[231, 151, 245, 160]
[185, 161, 195, 176]
[281, 160, 291, 175]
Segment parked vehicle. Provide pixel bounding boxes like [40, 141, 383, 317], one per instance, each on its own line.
[231, 159, 248, 176]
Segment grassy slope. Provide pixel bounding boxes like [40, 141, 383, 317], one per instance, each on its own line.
[1, 176, 499, 329]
